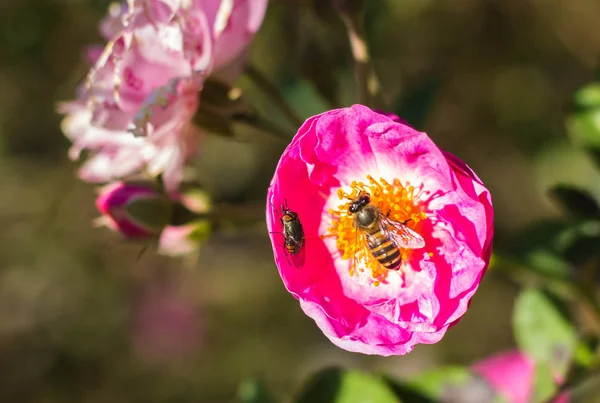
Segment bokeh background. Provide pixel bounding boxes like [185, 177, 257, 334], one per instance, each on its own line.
[1, 0, 600, 401]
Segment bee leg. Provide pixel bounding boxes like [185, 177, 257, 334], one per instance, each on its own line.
[401, 218, 412, 225]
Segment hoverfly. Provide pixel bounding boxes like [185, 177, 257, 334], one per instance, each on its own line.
[348, 191, 425, 270]
[271, 201, 306, 268]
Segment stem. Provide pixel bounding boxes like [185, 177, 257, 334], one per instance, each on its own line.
[233, 113, 295, 142]
[339, 11, 383, 108]
[244, 65, 304, 128]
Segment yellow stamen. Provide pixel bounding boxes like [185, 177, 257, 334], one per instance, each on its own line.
[326, 176, 427, 284]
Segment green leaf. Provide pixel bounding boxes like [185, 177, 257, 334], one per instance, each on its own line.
[404, 366, 501, 402]
[237, 379, 276, 403]
[566, 82, 600, 167]
[532, 362, 557, 402]
[573, 339, 596, 368]
[572, 83, 600, 111]
[284, 79, 330, 120]
[504, 220, 573, 281]
[563, 234, 600, 265]
[557, 220, 600, 265]
[513, 288, 578, 399]
[548, 185, 600, 220]
[382, 377, 435, 403]
[567, 110, 600, 163]
[294, 367, 401, 403]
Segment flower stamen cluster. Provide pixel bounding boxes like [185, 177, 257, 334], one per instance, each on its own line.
[326, 175, 427, 284]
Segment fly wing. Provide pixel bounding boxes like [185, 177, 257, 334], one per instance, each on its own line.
[290, 244, 306, 269]
[381, 217, 426, 249]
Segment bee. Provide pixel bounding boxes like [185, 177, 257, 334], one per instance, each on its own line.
[348, 191, 425, 270]
[273, 202, 306, 268]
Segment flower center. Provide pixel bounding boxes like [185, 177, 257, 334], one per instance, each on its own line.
[326, 175, 427, 285]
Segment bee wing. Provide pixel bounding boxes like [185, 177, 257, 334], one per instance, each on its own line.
[381, 217, 426, 249]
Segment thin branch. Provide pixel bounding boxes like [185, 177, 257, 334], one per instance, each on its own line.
[244, 65, 304, 128]
[339, 11, 384, 108]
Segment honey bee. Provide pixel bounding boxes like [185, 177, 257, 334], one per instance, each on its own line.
[348, 191, 425, 270]
[273, 202, 305, 268]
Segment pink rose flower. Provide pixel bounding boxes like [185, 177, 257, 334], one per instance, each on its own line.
[472, 350, 569, 403]
[95, 181, 170, 238]
[60, 0, 268, 192]
[266, 105, 493, 356]
[87, 0, 268, 115]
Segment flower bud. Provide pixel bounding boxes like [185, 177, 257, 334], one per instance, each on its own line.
[95, 181, 171, 238]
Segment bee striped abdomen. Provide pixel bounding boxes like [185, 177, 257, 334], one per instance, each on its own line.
[365, 225, 402, 270]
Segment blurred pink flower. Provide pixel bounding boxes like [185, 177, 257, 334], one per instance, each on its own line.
[59, 77, 200, 192]
[472, 350, 570, 403]
[95, 181, 170, 238]
[266, 105, 493, 356]
[131, 285, 201, 363]
[60, 0, 268, 192]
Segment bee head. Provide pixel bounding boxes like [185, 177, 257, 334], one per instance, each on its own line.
[348, 192, 371, 214]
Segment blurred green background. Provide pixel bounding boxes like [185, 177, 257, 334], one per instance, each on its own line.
[1, 0, 600, 401]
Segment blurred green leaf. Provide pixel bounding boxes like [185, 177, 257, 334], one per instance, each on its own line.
[567, 83, 600, 166]
[393, 78, 442, 130]
[382, 377, 435, 403]
[404, 366, 500, 402]
[237, 379, 276, 403]
[563, 235, 600, 266]
[284, 80, 330, 120]
[557, 220, 600, 265]
[295, 367, 401, 403]
[503, 220, 573, 281]
[513, 288, 577, 400]
[573, 339, 596, 368]
[548, 185, 600, 220]
[532, 362, 557, 402]
[572, 83, 600, 112]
